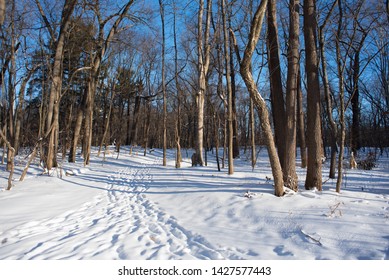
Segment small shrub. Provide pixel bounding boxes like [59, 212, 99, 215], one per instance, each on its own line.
[357, 152, 376, 170]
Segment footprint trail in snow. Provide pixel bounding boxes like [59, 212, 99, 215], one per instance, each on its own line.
[0, 160, 233, 260]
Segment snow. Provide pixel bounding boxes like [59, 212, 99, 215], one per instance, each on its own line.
[0, 146, 388, 260]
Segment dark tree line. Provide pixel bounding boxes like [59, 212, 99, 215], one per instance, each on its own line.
[0, 0, 388, 194]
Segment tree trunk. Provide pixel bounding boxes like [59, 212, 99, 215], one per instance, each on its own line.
[221, 0, 234, 175]
[318, 0, 338, 178]
[214, 113, 221, 172]
[336, 0, 345, 193]
[0, 0, 5, 26]
[143, 99, 151, 156]
[97, 88, 115, 157]
[233, 0, 284, 196]
[250, 98, 256, 170]
[173, 1, 182, 168]
[297, 67, 307, 168]
[69, 86, 87, 163]
[83, 78, 96, 166]
[40, 0, 77, 171]
[227, 14, 240, 159]
[283, 0, 300, 192]
[351, 51, 361, 155]
[0, 129, 15, 190]
[159, 0, 167, 166]
[303, 0, 323, 191]
[129, 96, 141, 146]
[83, 0, 135, 163]
[267, 0, 286, 170]
[195, 0, 212, 167]
[6, 3, 16, 171]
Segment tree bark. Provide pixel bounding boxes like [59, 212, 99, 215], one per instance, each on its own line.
[297, 66, 307, 168]
[159, 0, 167, 166]
[195, 0, 212, 167]
[173, 1, 182, 168]
[83, 0, 135, 164]
[250, 98, 256, 170]
[15, 70, 35, 155]
[97, 85, 115, 157]
[6, 1, 16, 171]
[304, 0, 323, 191]
[351, 50, 361, 155]
[0, 0, 5, 26]
[0, 129, 15, 190]
[283, 0, 300, 191]
[336, 0, 345, 193]
[221, 0, 234, 175]
[69, 86, 87, 163]
[319, 0, 338, 178]
[143, 99, 152, 156]
[37, 0, 77, 171]
[267, 0, 286, 170]
[83, 78, 95, 166]
[233, 0, 284, 196]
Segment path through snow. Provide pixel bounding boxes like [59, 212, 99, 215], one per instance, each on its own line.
[0, 158, 239, 260]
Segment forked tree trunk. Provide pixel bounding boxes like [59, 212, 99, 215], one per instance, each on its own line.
[233, 0, 284, 196]
[35, 0, 77, 171]
[83, 0, 135, 164]
[40, 0, 77, 171]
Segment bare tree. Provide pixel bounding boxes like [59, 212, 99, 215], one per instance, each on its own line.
[159, 0, 167, 166]
[221, 0, 234, 175]
[267, 0, 286, 170]
[336, 0, 345, 193]
[232, 0, 284, 196]
[35, 0, 78, 171]
[82, 0, 136, 166]
[319, 0, 338, 178]
[304, 0, 323, 191]
[296, 65, 307, 168]
[173, 0, 182, 168]
[283, 0, 300, 191]
[195, 0, 212, 167]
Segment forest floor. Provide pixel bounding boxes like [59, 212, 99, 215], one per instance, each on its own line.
[0, 146, 388, 260]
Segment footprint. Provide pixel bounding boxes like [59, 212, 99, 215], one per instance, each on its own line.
[273, 245, 294, 256]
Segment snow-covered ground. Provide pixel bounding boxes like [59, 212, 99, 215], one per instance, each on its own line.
[0, 146, 388, 260]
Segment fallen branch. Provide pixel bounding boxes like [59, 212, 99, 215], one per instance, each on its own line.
[300, 229, 323, 246]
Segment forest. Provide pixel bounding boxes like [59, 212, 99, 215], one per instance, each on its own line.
[0, 0, 388, 196]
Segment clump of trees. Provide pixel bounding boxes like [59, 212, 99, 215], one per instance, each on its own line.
[0, 0, 388, 194]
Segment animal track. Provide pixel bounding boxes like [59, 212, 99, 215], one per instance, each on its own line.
[0, 161, 241, 260]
